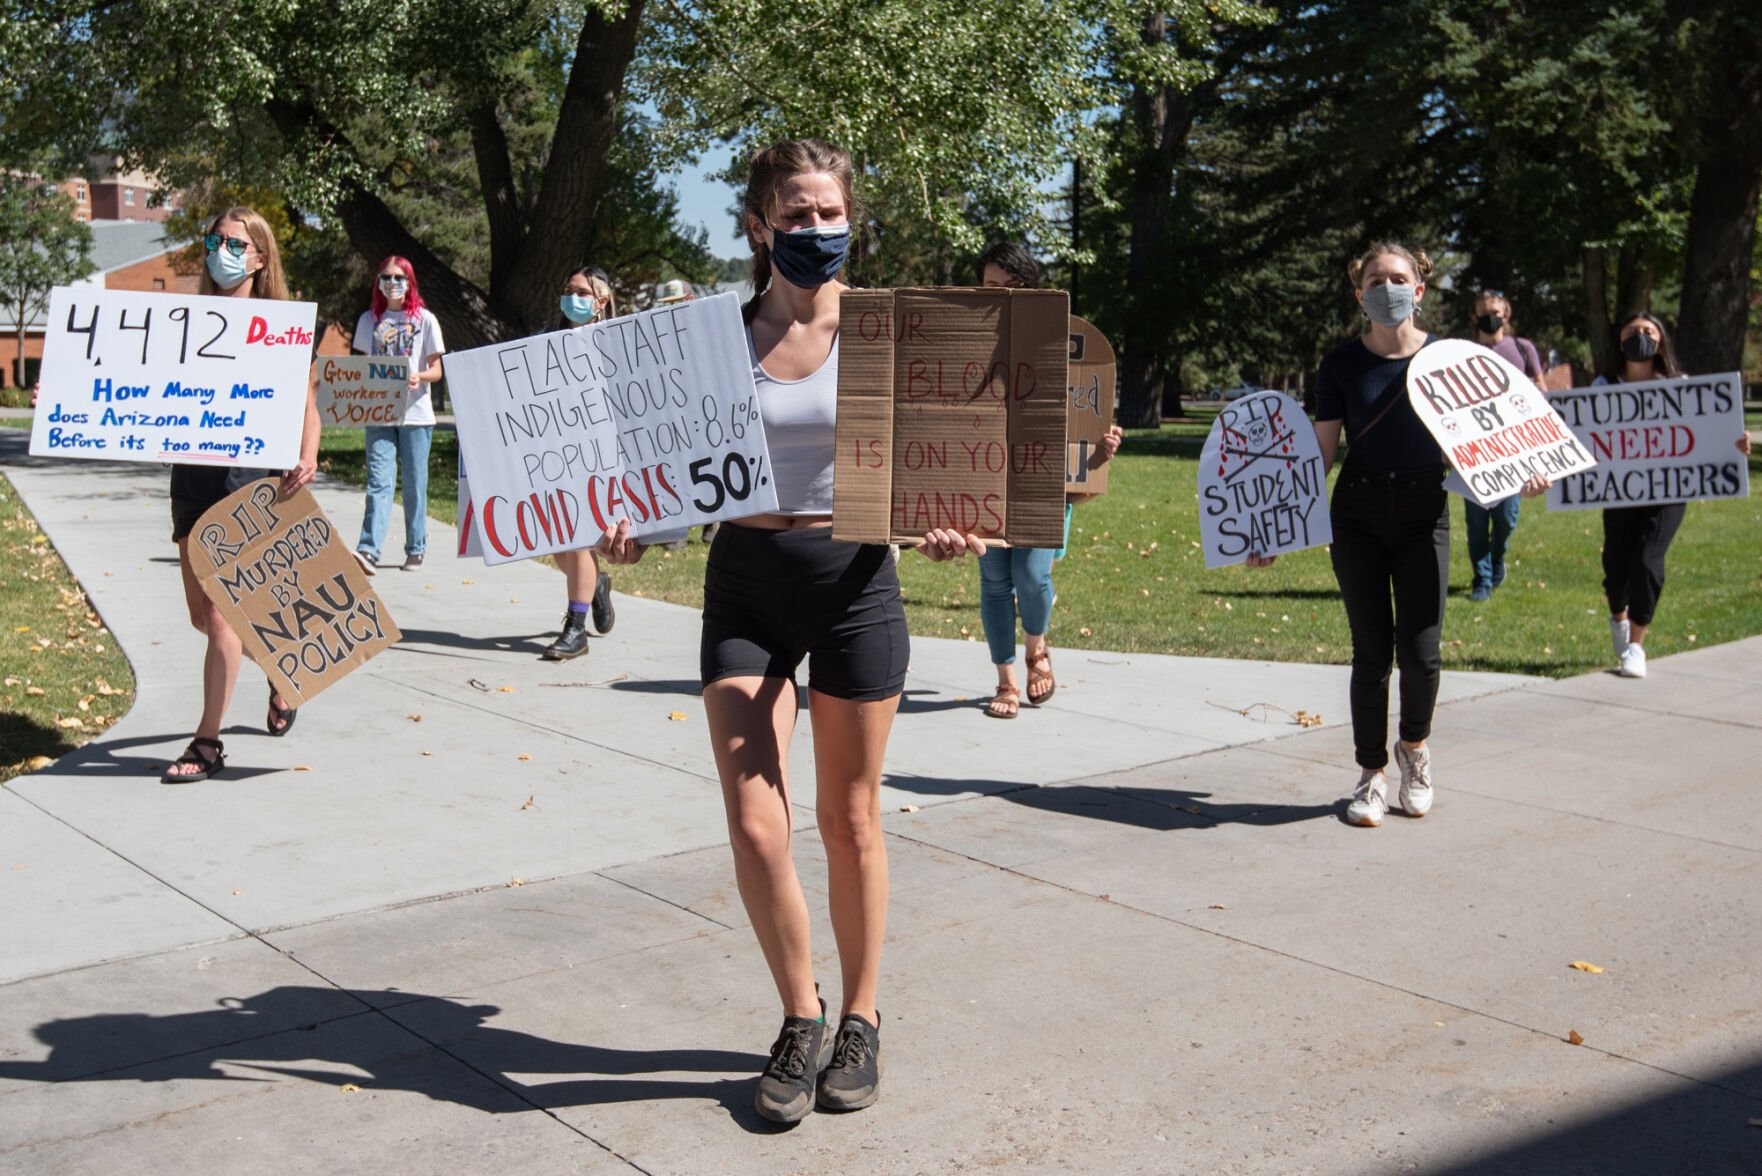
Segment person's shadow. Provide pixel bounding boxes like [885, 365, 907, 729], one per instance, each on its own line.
[0, 985, 791, 1132]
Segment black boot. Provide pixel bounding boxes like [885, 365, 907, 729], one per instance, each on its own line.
[590, 571, 616, 636]
[542, 610, 590, 660]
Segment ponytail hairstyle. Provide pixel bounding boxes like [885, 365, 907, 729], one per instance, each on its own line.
[741, 138, 857, 314]
[1347, 241, 1434, 290]
[198, 205, 288, 301]
[370, 255, 425, 323]
[1607, 312, 1682, 382]
[977, 241, 1042, 289]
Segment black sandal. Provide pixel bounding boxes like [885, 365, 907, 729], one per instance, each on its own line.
[267, 688, 297, 737]
[162, 737, 226, 784]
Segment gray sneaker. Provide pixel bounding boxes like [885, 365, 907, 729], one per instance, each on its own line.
[817, 1013, 880, 1111]
[754, 1004, 833, 1124]
[1394, 741, 1434, 817]
[1346, 769, 1388, 827]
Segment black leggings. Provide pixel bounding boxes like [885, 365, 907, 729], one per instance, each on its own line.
[1601, 504, 1685, 628]
[1328, 468, 1450, 770]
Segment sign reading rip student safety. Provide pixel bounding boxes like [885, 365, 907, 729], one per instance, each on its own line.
[1406, 339, 1596, 507]
[833, 287, 1069, 546]
[1198, 391, 1331, 568]
[443, 292, 775, 564]
[190, 480, 401, 707]
[313, 354, 410, 427]
[29, 287, 318, 468]
[1544, 373, 1749, 510]
[1066, 316, 1116, 496]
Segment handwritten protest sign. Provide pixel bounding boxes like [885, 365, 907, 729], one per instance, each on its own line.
[1066, 316, 1116, 496]
[313, 354, 410, 426]
[189, 480, 400, 706]
[29, 287, 316, 468]
[443, 292, 774, 564]
[1198, 391, 1331, 568]
[1544, 373, 1749, 510]
[1406, 339, 1596, 507]
[833, 288, 1068, 546]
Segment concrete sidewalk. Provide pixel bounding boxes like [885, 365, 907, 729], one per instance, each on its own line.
[2, 431, 1759, 1174]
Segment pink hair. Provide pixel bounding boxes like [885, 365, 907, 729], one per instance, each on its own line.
[370, 256, 426, 322]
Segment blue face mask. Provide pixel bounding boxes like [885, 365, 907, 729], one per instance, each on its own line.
[1362, 282, 1416, 327]
[560, 294, 597, 324]
[206, 245, 252, 290]
[768, 223, 851, 289]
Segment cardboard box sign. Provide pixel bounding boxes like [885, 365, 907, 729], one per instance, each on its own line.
[312, 354, 410, 427]
[834, 287, 1069, 546]
[1066, 315, 1116, 496]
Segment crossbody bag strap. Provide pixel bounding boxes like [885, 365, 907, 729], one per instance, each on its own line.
[1350, 384, 1407, 444]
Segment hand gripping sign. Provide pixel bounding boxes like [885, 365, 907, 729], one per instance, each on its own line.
[1198, 391, 1332, 568]
[1405, 339, 1596, 506]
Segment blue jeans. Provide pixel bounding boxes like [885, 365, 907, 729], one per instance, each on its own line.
[1463, 495, 1521, 588]
[358, 425, 432, 560]
[979, 546, 1057, 666]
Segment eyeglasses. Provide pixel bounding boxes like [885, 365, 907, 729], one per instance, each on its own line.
[377, 274, 409, 287]
[204, 234, 249, 258]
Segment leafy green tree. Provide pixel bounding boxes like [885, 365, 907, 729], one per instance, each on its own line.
[0, 185, 94, 387]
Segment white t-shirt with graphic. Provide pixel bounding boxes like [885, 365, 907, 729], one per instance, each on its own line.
[353, 309, 446, 426]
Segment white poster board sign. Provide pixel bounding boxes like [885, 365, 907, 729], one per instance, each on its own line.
[1406, 339, 1596, 506]
[313, 354, 410, 426]
[29, 287, 317, 468]
[444, 293, 775, 564]
[1198, 390, 1332, 568]
[1543, 373, 1749, 510]
[456, 452, 481, 558]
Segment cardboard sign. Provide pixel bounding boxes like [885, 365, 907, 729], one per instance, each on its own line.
[833, 287, 1069, 546]
[189, 480, 401, 707]
[1198, 391, 1332, 568]
[1406, 339, 1596, 506]
[443, 293, 774, 564]
[313, 354, 410, 427]
[1066, 316, 1116, 496]
[1544, 373, 1749, 510]
[29, 286, 317, 468]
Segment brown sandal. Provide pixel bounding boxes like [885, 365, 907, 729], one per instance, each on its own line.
[1026, 650, 1056, 705]
[985, 685, 1021, 719]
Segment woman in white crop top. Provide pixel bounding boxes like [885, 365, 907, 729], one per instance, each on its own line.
[596, 138, 983, 1124]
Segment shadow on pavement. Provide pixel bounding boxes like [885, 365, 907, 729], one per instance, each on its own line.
[390, 628, 553, 657]
[886, 775, 1338, 830]
[20, 730, 304, 781]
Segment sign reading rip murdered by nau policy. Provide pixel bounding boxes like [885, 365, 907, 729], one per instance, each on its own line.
[1066, 316, 1116, 496]
[1198, 390, 1332, 568]
[313, 354, 410, 426]
[834, 288, 1069, 546]
[1543, 373, 1749, 510]
[29, 286, 317, 468]
[190, 480, 401, 707]
[444, 292, 775, 565]
[1406, 338, 1596, 507]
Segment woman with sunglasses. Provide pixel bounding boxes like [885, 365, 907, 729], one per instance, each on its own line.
[161, 206, 320, 782]
[352, 257, 446, 571]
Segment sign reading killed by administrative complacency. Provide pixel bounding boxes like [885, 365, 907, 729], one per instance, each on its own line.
[1198, 390, 1332, 568]
[29, 287, 317, 469]
[1066, 316, 1116, 496]
[313, 354, 411, 426]
[1406, 339, 1596, 507]
[833, 287, 1069, 547]
[444, 292, 775, 565]
[190, 480, 401, 707]
[1544, 373, 1749, 510]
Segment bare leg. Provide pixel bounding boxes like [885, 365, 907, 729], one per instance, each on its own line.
[166, 537, 243, 777]
[556, 548, 599, 601]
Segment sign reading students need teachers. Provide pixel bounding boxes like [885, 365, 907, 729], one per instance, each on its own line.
[1198, 390, 1331, 567]
[444, 292, 774, 564]
[29, 287, 317, 468]
[1544, 373, 1749, 510]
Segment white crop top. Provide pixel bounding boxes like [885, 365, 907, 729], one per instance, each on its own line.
[750, 330, 838, 515]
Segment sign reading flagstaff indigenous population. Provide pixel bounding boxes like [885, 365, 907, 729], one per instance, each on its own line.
[1065, 316, 1116, 496]
[1405, 339, 1596, 507]
[189, 480, 401, 707]
[312, 354, 411, 426]
[1197, 390, 1332, 568]
[1544, 373, 1749, 510]
[443, 292, 775, 564]
[29, 287, 318, 468]
[833, 287, 1069, 546]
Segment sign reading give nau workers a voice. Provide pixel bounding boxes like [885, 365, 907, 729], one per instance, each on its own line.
[445, 293, 774, 564]
[29, 287, 317, 468]
[313, 354, 410, 426]
[1406, 339, 1596, 506]
[1198, 391, 1331, 567]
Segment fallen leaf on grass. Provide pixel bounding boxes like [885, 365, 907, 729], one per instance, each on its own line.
[25, 685, 44, 696]
[55, 717, 83, 729]
[1567, 1030, 1585, 1045]
[1569, 961, 1604, 974]
[667, 711, 688, 721]
[3, 676, 18, 685]
[25, 756, 51, 771]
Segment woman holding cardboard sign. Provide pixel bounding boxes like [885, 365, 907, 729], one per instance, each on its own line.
[162, 206, 320, 782]
[596, 139, 982, 1124]
[1247, 242, 1546, 827]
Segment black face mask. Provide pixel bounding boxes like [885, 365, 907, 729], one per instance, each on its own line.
[1621, 332, 1659, 363]
[1476, 312, 1504, 334]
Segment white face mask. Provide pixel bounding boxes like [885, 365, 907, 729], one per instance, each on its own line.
[1362, 283, 1416, 327]
[207, 246, 252, 290]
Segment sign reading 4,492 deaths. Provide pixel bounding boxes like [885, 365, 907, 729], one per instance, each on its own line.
[28, 287, 318, 469]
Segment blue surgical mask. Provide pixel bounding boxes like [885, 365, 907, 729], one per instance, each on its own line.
[206, 246, 251, 290]
[768, 223, 851, 289]
[1362, 282, 1416, 327]
[560, 294, 597, 324]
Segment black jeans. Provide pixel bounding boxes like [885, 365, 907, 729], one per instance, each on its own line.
[1329, 467, 1450, 770]
[1601, 503, 1686, 627]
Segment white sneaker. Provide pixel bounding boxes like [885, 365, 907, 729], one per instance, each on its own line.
[1609, 617, 1630, 660]
[1394, 741, 1434, 817]
[1617, 643, 1648, 679]
[1346, 770, 1388, 827]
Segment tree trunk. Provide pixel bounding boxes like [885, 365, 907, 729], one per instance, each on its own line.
[1120, 16, 1172, 428]
[1582, 245, 1614, 378]
[1615, 245, 1654, 318]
